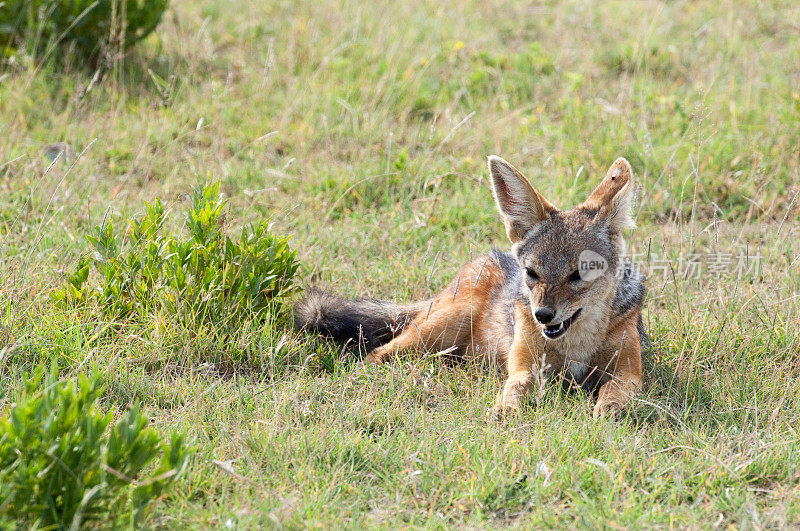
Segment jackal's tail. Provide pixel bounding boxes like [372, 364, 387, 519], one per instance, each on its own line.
[294, 289, 428, 351]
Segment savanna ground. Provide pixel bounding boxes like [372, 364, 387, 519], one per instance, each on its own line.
[2, 0, 800, 527]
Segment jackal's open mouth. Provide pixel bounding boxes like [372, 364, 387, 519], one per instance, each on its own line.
[541, 308, 582, 340]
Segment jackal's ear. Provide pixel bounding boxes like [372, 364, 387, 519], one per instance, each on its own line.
[487, 155, 557, 243]
[582, 157, 635, 232]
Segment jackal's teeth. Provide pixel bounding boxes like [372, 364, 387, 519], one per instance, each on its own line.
[541, 308, 582, 340]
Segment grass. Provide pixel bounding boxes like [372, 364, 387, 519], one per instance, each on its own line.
[1, 0, 800, 527]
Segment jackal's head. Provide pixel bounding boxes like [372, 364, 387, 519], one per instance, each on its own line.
[488, 156, 635, 340]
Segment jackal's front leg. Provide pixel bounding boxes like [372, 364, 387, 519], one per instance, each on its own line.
[593, 315, 643, 418]
[491, 372, 535, 420]
[491, 329, 540, 420]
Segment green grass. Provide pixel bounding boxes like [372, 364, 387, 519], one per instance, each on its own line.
[2, 0, 800, 527]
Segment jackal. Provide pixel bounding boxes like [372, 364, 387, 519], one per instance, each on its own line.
[296, 156, 646, 418]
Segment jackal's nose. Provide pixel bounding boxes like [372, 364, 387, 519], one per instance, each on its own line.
[534, 307, 556, 324]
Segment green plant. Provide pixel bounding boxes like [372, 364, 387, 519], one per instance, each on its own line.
[0, 0, 169, 62]
[53, 182, 300, 325]
[0, 368, 190, 528]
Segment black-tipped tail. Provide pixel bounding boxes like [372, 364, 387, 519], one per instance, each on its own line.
[294, 289, 426, 351]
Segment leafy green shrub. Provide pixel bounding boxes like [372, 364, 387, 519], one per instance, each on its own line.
[0, 0, 168, 62]
[53, 182, 299, 325]
[0, 369, 190, 528]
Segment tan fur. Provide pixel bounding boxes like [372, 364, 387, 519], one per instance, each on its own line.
[367, 257, 511, 364]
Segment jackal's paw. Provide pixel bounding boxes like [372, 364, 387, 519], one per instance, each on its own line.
[488, 401, 519, 423]
[592, 397, 625, 418]
[363, 349, 387, 365]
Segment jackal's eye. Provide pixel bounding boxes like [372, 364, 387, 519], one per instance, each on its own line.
[569, 269, 582, 282]
[525, 267, 539, 281]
